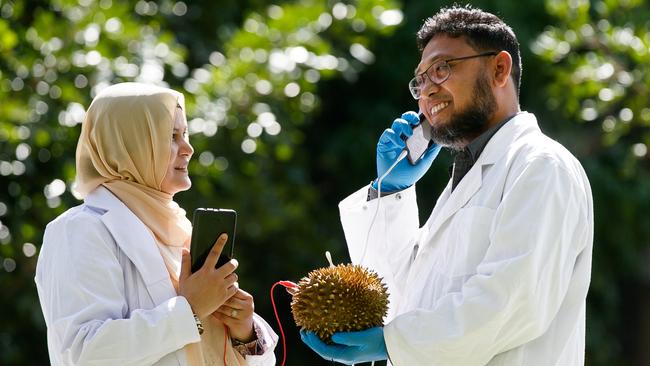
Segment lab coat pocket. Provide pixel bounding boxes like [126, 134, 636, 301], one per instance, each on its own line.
[435, 206, 495, 277]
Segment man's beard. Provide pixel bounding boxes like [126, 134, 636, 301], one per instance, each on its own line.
[431, 72, 497, 150]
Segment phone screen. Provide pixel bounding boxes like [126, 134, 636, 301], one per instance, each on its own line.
[405, 112, 433, 164]
[190, 208, 236, 273]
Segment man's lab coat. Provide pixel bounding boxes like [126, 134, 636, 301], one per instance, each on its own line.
[35, 186, 277, 366]
[339, 112, 593, 365]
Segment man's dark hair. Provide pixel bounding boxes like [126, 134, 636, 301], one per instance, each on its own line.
[416, 5, 522, 98]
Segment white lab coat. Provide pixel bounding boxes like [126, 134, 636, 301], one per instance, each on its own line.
[339, 112, 593, 365]
[35, 186, 278, 366]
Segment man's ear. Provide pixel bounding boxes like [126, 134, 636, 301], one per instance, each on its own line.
[492, 51, 513, 88]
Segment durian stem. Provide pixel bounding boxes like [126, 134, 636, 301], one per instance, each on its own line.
[325, 251, 335, 267]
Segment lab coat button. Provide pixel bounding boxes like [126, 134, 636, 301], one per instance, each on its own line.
[395, 193, 402, 200]
[362, 205, 368, 210]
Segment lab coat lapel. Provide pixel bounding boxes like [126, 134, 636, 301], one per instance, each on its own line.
[85, 187, 176, 305]
[425, 163, 483, 236]
[423, 112, 539, 244]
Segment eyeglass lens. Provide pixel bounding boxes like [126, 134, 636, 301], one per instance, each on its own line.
[409, 52, 498, 99]
[409, 60, 449, 99]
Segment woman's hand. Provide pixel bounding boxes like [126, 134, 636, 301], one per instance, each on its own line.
[213, 288, 256, 342]
[179, 234, 239, 319]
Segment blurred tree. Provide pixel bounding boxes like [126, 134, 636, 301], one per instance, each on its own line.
[0, 0, 404, 364]
[532, 0, 650, 364]
[0, 0, 191, 363]
[1, 0, 648, 365]
[173, 0, 406, 362]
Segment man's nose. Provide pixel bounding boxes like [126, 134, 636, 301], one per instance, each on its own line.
[420, 76, 442, 98]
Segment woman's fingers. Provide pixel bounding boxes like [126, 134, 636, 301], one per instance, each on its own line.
[202, 233, 228, 269]
[230, 288, 253, 301]
[215, 289, 254, 318]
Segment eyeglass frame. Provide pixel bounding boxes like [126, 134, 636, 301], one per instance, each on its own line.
[408, 51, 499, 100]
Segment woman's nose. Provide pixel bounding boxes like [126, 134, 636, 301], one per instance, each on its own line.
[180, 138, 194, 157]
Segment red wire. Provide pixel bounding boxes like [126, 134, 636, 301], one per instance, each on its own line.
[270, 280, 299, 366]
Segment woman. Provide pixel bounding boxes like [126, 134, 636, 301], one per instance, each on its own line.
[35, 82, 277, 365]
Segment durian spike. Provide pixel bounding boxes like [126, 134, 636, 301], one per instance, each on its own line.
[325, 251, 335, 268]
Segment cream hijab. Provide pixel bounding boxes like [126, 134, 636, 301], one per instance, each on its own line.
[75, 82, 246, 365]
[75, 82, 192, 246]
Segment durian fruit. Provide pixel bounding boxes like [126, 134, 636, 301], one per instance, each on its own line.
[290, 263, 389, 342]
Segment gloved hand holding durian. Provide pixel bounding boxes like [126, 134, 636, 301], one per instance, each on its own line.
[289, 253, 390, 364]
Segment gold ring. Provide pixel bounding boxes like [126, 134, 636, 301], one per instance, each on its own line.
[230, 309, 238, 318]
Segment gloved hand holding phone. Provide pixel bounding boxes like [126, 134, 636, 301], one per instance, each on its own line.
[372, 111, 441, 192]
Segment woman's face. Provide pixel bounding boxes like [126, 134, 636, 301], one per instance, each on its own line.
[161, 107, 194, 195]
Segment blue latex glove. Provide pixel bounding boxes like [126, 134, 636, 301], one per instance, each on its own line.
[300, 327, 388, 365]
[372, 111, 441, 192]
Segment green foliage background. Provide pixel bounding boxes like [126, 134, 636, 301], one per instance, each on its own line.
[0, 0, 648, 364]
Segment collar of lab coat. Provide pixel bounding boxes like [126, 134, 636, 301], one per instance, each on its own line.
[426, 112, 540, 234]
[84, 186, 177, 305]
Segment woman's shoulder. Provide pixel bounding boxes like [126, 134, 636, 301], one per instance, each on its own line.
[38, 203, 119, 279]
[46, 203, 107, 230]
[43, 203, 116, 254]
[45, 186, 119, 232]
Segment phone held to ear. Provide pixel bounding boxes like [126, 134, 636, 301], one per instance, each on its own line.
[404, 112, 433, 164]
[190, 208, 236, 273]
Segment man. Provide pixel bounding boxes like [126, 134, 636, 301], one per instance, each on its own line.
[301, 5, 593, 366]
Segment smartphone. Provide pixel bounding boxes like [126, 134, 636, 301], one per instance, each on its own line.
[404, 112, 433, 164]
[190, 208, 236, 273]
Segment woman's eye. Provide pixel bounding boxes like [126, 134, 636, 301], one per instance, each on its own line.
[172, 130, 187, 141]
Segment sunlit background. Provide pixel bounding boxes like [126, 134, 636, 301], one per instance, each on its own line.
[0, 0, 648, 364]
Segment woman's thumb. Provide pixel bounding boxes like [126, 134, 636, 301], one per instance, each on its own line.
[180, 249, 192, 281]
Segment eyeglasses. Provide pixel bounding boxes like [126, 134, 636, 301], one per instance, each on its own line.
[408, 51, 499, 100]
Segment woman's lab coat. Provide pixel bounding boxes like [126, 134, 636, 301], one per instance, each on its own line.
[35, 186, 278, 366]
[339, 113, 593, 365]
